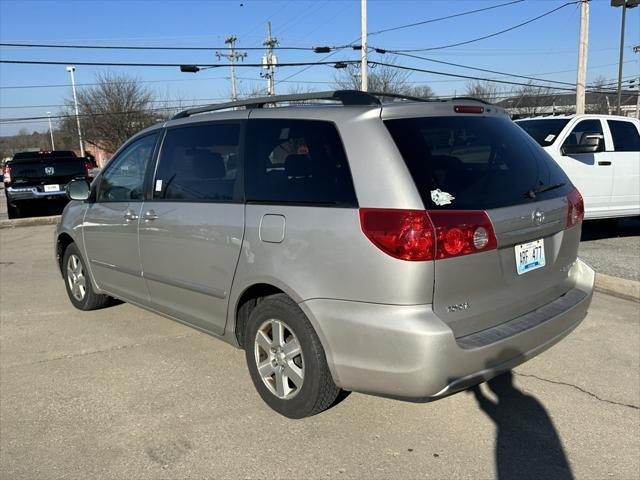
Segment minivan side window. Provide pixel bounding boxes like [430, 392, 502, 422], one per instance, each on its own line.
[607, 120, 640, 152]
[245, 119, 357, 206]
[562, 120, 603, 149]
[153, 123, 241, 202]
[97, 133, 158, 202]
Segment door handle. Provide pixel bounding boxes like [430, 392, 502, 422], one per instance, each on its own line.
[143, 210, 158, 222]
[123, 210, 138, 221]
[598, 161, 612, 166]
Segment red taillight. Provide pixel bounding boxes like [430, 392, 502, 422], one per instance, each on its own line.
[359, 209, 435, 261]
[567, 188, 584, 227]
[359, 209, 497, 261]
[2, 165, 11, 184]
[84, 161, 93, 179]
[454, 105, 484, 114]
[430, 211, 497, 259]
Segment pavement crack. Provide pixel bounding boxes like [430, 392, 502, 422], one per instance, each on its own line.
[514, 371, 639, 410]
[2, 332, 202, 369]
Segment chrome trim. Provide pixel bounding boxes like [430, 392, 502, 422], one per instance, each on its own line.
[90, 259, 141, 278]
[6, 186, 67, 197]
[143, 272, 227, 299]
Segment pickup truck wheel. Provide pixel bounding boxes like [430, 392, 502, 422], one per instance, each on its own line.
[63, 243, 110, 311]
[244, 293, 342, 418]
[6, 200, 21, 219]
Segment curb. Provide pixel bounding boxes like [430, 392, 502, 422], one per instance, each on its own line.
[594, 273, 640, 303]
[0, 215, 60, 229]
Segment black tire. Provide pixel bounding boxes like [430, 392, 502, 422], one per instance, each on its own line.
[244, 293, 342, 418]
[62, 242, 110, 311]
[6, 199, 21, 219]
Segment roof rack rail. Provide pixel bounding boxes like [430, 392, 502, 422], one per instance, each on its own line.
[171, 89, 430, 119]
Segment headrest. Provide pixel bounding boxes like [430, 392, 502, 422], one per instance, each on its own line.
[285, 154, 312, 178]
[193, 150, 225, 179]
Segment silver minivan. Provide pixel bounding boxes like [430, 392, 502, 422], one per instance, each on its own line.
[56, 91, 595, 418]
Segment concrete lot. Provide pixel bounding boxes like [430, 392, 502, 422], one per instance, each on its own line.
[1, 225, 639, 479]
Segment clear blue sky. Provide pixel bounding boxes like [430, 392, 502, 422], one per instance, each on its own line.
[0, 0, 638, 135]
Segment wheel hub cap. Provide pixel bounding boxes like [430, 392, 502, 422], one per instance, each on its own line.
[254, 319, 304, 400]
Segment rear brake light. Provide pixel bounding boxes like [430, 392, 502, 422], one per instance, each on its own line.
[84, 161, 93, 179]
[566, 188, 584, 227]
[359, 209, 497, 261]
[429, 211, 497, 259]
[454, 105, 484, 114]
[2, 165, 11, 184]
[359, 209, 435, 261]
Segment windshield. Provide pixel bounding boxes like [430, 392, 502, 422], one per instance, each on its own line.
[515, 119, 570, 147]
[385, 116, 571, 210]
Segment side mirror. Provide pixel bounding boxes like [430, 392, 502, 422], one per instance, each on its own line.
[67, 179, 90, 201]
[561, 132, 604, 155]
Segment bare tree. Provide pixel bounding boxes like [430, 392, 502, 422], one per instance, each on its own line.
[333, 56, 433, 99]
[60, 72, 157, 154]
[465, 80, 502, 103]
[510, 82, 560, 117]
[587, 76, 613, 115]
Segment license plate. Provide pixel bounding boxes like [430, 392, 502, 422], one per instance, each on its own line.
[44, 184, 60, 192]
[515, 239, 545, 275]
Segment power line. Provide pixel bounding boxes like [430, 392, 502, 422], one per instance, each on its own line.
[0, 59, 359, 68]
[0, 42, 312, 51]
[368, 0, 525, 36]
[388, 1, 580, 52]
[387, 51, 576, 87]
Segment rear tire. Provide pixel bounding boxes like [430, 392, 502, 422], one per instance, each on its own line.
[244, 294, 342, 418]
[62, 242, 110, 311]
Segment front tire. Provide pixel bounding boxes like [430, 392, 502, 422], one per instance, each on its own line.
[6, 199, 21, 219]
[62, 243, 110, 311]
[244, 294, 342, 418]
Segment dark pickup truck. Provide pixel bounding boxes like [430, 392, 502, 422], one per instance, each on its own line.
[2, 150, 93, 219]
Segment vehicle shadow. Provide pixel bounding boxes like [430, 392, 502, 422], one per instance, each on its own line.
[470, 368, 574, 480]
[581, 217, 640, 241]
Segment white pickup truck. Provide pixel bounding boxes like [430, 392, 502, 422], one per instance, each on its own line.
[516, 114, 640, 220]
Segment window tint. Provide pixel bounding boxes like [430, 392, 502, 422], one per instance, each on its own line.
[154, 123, 240, 202]
[562, 119, 603, 148]
[385, 116, 570, 210]
[97, 133, 157, 202]
[607, 120, 640, 152]
[245, 119, 357, 206]
[516, 119, 570, 147]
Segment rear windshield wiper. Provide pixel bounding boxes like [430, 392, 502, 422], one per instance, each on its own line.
[524, 182, 565, 199]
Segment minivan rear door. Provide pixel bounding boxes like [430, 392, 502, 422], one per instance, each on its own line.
[385, 113, 579, 338]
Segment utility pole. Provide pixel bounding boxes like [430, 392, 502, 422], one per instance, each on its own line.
[66, 66, 84, 157]
[262, 21, 278, 96]
[216, 36, 246, 102]
[47, 112, 55, 150]
[575, 0, 589, 115]
[361, 0, 368, 92]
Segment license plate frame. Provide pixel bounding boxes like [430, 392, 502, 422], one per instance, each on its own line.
[44, 184, 60, 193]
[515, 238, 546, 275]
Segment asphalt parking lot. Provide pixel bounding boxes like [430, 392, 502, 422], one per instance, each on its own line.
[0, 224, 638, 479]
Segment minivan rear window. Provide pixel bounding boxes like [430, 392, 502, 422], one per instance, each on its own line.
[385, 116, 571, 210]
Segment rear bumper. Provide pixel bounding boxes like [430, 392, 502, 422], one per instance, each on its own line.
[299, 258, 595, 400]
[5, 185, 68, 202]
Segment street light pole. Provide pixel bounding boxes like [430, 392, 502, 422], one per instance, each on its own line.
[47, 112, 55, 150]
[66, 66, 85, 157]
[612, 0, 639, 116]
